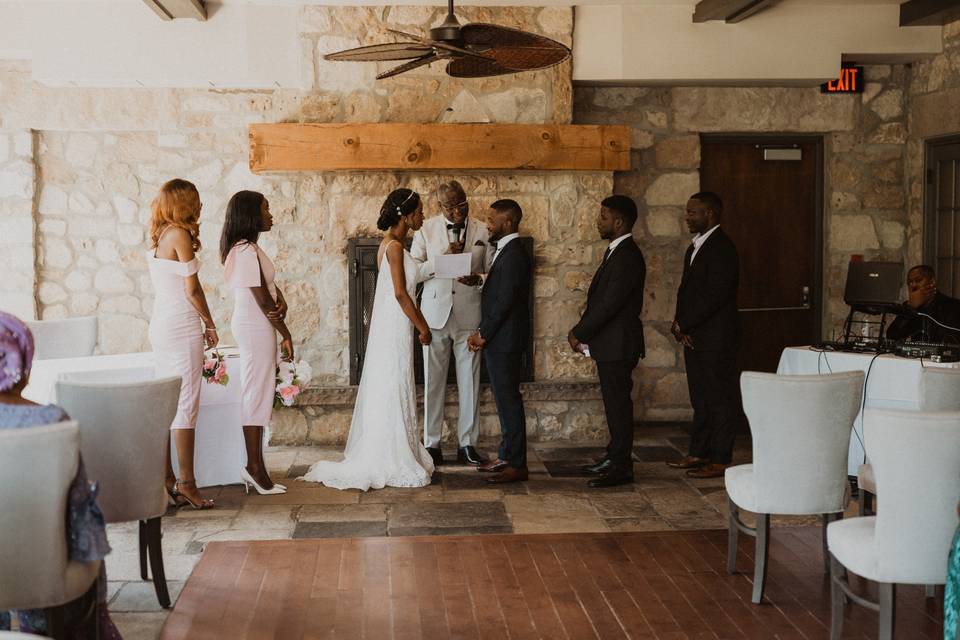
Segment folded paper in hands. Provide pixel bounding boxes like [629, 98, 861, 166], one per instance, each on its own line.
[435, 252, 473, 279]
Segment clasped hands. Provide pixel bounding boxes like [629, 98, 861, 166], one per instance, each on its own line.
[671, 320, 694, 349]
[467, 332, 486, 352]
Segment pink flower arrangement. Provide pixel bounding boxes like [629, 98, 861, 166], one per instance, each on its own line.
[274, 359, 312, 408]
[202, 350, 229, 386]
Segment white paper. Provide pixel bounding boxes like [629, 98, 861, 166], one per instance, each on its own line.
[435, 252, 473, 278]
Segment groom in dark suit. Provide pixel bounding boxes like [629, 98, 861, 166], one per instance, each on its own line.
[467, 199, 532, 484]
[568, 195, 647, 488]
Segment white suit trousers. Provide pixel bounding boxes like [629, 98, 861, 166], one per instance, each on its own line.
[422, 311, 481, 449]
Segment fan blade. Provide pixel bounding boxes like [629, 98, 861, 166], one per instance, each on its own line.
[376, 54, 441, 80]
[446, 56, 518, 78]
[460, 23, 555, 48]
[487, 46, 570, 71]
[387, 27, 493, 61]
[460, 23, 571, 71]
[324, 42, 432, 62]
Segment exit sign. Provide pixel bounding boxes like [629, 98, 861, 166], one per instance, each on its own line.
[820, 66, 864, 94]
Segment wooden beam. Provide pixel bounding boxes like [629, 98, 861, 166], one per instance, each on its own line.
[141, 0, 206, 21]
[248, 124, 631, 173]
[693, 0, 777, 23]
[900, 0, 960, 26]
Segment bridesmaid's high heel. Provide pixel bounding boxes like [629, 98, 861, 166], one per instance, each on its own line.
[241, 468, 287, 495]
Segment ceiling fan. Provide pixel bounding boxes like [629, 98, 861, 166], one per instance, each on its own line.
[323, 0, 572, 80]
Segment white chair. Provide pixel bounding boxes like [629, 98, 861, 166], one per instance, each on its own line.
[26, 317, 98, 360]
[725, 370, 864, 604]
[56, 376, 181, 608]
[0, 421, 101, 639]
[828, 409, 960, 640]
[858, 366, 960, 515]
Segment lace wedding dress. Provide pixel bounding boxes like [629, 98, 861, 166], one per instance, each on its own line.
[300, 240, 435, 490]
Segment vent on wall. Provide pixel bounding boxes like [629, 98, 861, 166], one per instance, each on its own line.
[142, 0, 206, 21]
[763, 147, 803, 161]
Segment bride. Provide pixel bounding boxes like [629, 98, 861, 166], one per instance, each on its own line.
[300, 188, 435, 490]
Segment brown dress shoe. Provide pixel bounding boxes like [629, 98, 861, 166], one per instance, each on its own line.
[478, 458, 508, 473]
[666, 455, 709, 469]
[685, 463, 729, 479]
[486, 466, 528, 484]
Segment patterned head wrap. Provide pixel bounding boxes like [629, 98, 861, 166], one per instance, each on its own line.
[0, 312, 34, 393]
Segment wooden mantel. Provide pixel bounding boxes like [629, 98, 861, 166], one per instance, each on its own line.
[248, 123, 631, 173]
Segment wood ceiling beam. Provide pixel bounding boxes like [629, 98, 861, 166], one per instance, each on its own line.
[142, 0, 206, 21]
[900, 0, 960, 26]
[693, 0, 777, 23]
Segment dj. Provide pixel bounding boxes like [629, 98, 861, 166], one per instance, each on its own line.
[886, 265, 960, 343]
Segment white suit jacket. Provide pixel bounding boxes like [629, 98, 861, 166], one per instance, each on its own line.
[410, 214, 491, 330]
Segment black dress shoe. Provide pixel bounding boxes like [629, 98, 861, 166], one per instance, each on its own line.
[588, 469, 634, 488]
[427, 447, 443, 466]
[457, 446, 486, 465]
[582, 458, 612, 475]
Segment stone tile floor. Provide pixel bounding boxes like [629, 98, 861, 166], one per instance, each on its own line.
[105, 424, 857, 639]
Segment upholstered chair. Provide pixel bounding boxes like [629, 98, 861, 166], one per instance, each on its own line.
[26, 316, 98, 360]
[56, 377, 181, 608]
[725, 371, 864, 604]
[828, 409, 960, 640]
[0, 422, 101, 639]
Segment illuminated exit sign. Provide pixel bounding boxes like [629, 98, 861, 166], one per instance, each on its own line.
[820, 66, 864, 94]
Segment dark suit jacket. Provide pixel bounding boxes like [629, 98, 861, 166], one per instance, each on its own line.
[886, 291, 960, 343]
[479, 238, 532, 353]
[675, 227, 740, 352]
[571, 237, 646, 362]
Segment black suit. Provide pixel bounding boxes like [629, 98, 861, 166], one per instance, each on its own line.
[886, 292, 960, 343]
[675, 227, 740, 465]
[571, 237, 646, 468]
[479, 238, 532, 469]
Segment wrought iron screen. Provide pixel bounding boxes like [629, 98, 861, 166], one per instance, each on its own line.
[347, 237, 534, 385]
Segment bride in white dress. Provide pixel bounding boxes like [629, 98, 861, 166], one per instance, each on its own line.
[300, 189, 435, 490]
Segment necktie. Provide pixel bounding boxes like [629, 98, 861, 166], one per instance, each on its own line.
[490, 240, 498, 251]
[601, 247, 611, 263]
[446, 223, 465, 231]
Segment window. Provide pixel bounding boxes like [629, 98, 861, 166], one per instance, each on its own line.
[925, 137, 960, 296]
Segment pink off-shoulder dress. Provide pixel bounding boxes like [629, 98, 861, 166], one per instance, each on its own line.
[225, 242, 278, 426]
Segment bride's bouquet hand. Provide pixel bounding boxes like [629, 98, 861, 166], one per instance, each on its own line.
[419, 330, 432, 346]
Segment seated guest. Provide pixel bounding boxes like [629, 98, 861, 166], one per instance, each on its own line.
[0, 312, 120, 638]
[886, 265, 960, 343]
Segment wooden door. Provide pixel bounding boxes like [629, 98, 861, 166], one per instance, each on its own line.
[925, 137, 960, 296]
[700, 137, 822, 373]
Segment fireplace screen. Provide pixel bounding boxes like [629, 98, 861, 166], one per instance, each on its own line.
[347, 237, 534, 385]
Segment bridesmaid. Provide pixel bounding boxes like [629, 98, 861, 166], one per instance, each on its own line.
[147, 178, 216, 509]
[220, 190, 292, 495]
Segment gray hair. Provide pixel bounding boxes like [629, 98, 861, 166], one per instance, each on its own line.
[437, 180, 466, 200]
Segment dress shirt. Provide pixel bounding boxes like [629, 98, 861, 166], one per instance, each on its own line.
[689, 224, 720, 265]
[605, 233, 632, 261]
[490, 232, 519, 267]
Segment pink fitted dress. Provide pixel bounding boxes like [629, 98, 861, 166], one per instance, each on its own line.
[146, 247, 203, 430]
[225, 242, 279, 426]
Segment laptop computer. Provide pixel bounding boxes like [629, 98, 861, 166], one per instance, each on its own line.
[843, 261, 903, 313]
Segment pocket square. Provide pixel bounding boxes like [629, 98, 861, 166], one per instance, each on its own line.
[474, 240, 485, 246]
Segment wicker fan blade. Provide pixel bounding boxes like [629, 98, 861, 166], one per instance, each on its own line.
[446, 56, 517, 79]
[377, 54, 442, 80]
[460, 23, 571, 71]
[386, 27, 492, 61]
[324, 42, 432, 62]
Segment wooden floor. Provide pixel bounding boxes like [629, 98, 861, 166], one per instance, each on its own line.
[161, 528, 944, 639]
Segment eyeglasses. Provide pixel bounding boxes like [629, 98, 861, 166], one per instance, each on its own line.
[439, 199, 468, 213]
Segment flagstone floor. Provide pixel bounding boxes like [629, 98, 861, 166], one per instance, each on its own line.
[102, 424, 852, 639]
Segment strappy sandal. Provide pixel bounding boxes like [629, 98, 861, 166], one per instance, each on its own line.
[165, 481, 186, 507]
[174, 479, 215, 510]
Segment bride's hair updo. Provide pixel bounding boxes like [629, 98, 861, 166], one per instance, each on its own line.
[377, 188, 421, 231]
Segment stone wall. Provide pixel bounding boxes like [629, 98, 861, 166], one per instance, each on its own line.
[573, 72, 912, 417]
[0, 130, 37, 321]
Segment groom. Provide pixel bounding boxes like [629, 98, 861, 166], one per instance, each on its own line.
[467, 199, 531, 484]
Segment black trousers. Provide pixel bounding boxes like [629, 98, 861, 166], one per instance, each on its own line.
[484, 350, 527, 469]
[683, 347, 738, 465]
[596, 358, 639, 467]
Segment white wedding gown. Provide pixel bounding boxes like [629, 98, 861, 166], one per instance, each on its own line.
[299, 241, 435, 490]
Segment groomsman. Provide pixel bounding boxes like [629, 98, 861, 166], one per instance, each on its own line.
[568, 195, 646, 488]
[411, 180, 491, 466]
[468, 199, 532, 484]
[668, 191, 740, 479]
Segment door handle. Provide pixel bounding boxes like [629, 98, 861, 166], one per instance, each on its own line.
[802, 285, 811, 309]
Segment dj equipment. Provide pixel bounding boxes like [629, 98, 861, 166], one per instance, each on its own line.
[893, 341, 960, 362]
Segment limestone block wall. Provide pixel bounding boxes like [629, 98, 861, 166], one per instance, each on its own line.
[0, 129, 37, 320]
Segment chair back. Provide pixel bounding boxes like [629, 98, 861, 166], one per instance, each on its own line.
[740, 371, 864, 514]
[26, 316, 98, 360]
[0, 421, 84, 609]
[56, 376, 180, 523]
[867, 409, 960, 583]
[919, 367, 960, 411]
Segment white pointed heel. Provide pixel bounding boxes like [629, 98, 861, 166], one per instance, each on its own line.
[240, 468, 287, 495]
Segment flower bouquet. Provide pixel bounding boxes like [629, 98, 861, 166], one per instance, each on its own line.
[274, 359, 313, 407]
[202, 350, 229, 386]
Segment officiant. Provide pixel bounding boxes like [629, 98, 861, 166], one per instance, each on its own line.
[411, 180, 491, 466]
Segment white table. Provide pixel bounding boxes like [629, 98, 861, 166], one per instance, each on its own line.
[777, 347, 960, 475]
[24, 350, 247, 488]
